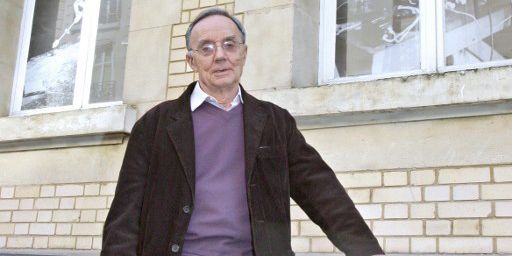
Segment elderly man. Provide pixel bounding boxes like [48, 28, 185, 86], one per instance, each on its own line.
[101, 8, 384, 256]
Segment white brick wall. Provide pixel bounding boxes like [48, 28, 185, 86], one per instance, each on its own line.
[0, 199, 19, 210]
[0, 181, 118, 251]
[99, 183, 117, 196]
[373, 220, 423, 236]
[2, 165, 512, 254]
[346, 189, 370, 203]
[494, 166, 512, 182]
[453, 219, 480, 235]
[383, 172, 407, 186]
[7, 236, 33, 248]
[496, 201, 512, 216]
[425, 185, 450, 201]
[84, 184, 100, 196]
[75, 197, 107, 209]
[482, 184, 512, 199]
[40, 185, 55, 197]
[373, 187, 421, 202]
[438, 167, 490, 184]
[0, 187, 15, 198]
[29, 223, 55, 235]
[14, 186, 39, 198]
[410, 170, 435, 185]
[291, 237, 310, 252]
[439, 237, 493, 253]
[55, 185, 84, 197]
[452, 184, 479, 200]
[48, 236, 75, 249]
[411, 237, 436, 253]
[383, 204, 408, 219]
[355, 204, 382, 219]
[410, 203, 435, 219]
[482, 219, 512, 236]
[426, 220, 451, 235]
[497, 238, 512, 253]
[385, 237, 409, 252]
[438, 201, 492, 218]
[33, 236, 47, 249]
[336, 172, 381, 188]
[0, 212, 11, 222]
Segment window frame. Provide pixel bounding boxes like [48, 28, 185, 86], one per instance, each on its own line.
[10, 0, 122, 116]
[319, 0, 512, 85]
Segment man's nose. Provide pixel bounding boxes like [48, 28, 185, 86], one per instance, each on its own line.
[213, 45, 227, 61]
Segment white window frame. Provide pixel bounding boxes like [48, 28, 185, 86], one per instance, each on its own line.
[319, 0, 512, 85]
[10, 0, 122, 116]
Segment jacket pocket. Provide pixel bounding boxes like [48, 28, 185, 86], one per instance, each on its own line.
[256, 145, 286, 159]
[254, 145, 289, 222]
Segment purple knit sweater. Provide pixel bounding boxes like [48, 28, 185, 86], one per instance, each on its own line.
[182, 103, 253, 256]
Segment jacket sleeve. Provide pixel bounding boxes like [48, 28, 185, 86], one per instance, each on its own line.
[101, 118, 150, 256]
[285, 112, 384, 256]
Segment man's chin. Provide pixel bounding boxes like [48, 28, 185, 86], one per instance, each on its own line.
[211, 79, 238, 89]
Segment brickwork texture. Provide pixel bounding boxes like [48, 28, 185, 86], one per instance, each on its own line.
[1, 166, 512, 254]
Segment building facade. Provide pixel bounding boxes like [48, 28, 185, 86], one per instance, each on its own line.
[1, 0, 512, 255]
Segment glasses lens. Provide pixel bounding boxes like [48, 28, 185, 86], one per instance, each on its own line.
[222, 41, 237, 52]
[200, 44, 215, 56]
[196, 40, 243, 56]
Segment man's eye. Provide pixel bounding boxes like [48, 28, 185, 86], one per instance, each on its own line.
[200, 44, 214, 53]
[223, 41, 236, 50]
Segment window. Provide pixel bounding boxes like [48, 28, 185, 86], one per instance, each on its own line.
[11, 0, 131, 115]
[319, 0, 512, 84]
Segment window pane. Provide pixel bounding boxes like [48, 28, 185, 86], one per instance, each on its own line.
[89, 0, 130, 104]
[445, 0, 512, 66]
[335, 0, 421, 78]
[22, 0, 84, 110]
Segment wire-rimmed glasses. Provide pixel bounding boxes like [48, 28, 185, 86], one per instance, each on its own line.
[190, 39, 245, 57]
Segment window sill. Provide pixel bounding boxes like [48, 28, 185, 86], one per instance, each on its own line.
[0, 104, 136, 152]
[253, 66, 512, 129]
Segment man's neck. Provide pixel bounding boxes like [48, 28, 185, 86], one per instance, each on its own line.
[199, 82, 239, 109]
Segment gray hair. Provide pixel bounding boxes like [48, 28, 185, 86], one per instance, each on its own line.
[185, 8, 246, 51]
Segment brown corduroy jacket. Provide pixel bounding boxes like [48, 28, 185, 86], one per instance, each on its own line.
[101, 82, 384, 256]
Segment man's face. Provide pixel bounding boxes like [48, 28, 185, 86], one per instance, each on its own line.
[186, 15, 247, 91]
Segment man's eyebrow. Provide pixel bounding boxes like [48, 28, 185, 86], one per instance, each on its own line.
[197, 39, 213, 46]
[223, 35, 237, 41]
[197, 35, 238, 45]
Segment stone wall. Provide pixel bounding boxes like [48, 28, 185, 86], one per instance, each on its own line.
[0, 182, 116, 250]
[1, 0, 512, 255]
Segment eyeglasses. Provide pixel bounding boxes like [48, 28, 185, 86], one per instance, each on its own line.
[191, 40, 245, 57]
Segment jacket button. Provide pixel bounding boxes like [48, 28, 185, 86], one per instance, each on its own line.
[171, 244, 180, 253]
[183, 205, 191, 214]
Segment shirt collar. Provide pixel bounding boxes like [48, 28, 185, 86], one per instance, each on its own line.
[190, 82, 244, 112]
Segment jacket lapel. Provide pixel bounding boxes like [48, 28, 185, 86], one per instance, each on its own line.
[166, 83, 268, 192]
[242, 88, 267, 184]
[167, 83, 196, 198]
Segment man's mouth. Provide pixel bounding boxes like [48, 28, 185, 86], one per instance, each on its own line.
[214, 68, 230, 74]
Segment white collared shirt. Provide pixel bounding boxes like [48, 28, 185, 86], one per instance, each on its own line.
[190, 82, 244, 112]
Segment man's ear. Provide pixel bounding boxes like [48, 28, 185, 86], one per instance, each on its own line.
[240, 45, 248, 64]
[186, 52, 197, 71]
